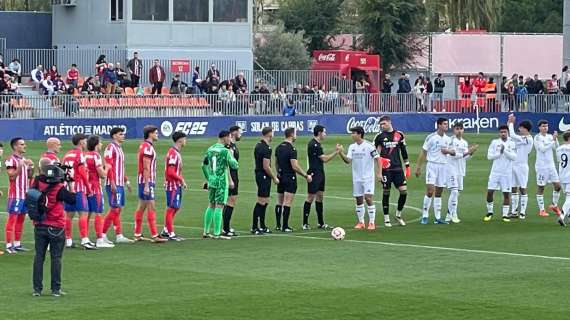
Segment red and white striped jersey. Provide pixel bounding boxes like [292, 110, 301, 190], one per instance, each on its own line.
[63, 148, 88, 193]
[5, 154, 30, 199]
[164, 147, 183, 191]
[138, 140, 157, 184]
[39, 151, 60, 166]
[85, 151, 104, 194]
[104, 142, 126, 186]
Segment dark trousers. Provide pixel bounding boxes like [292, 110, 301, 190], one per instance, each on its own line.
[33, 225, 65, 293]
[131, 74, 140, 88]
[151, 82, 163, 95]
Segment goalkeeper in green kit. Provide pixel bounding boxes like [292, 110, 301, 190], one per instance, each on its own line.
[202, 130, 239, 239]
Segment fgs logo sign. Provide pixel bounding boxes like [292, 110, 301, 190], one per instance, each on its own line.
[160, 120, 208, 136]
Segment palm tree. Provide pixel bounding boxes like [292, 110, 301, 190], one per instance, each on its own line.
[427, 0, 503, 31]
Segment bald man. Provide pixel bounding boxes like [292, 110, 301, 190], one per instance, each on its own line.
[41, 138, 61, 165]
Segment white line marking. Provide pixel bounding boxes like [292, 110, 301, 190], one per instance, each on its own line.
[289, 234, 570, 261]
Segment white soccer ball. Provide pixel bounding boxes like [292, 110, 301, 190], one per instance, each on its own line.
[331, 227, 346, 240]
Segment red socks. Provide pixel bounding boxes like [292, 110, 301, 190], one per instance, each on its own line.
[4, 214, 17, 245]
[94, 215, 103, 239]
[113, 210, 123, 235]
[164, 208, 179, 234]
[134, 210, 143, 236]
[147, 210, 158, 238]
[65, 216, 73, 239]
[14, 214, 26, 242]
[79, 215, 89, 239]
[103, 208, 122, 235]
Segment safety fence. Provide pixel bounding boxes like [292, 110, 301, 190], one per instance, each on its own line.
[1, 93, 569, 120]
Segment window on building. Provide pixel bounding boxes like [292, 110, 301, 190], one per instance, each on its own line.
[132, 0, 169, 21]
[110, 0, 124, 21]
[214, 0, 248, 23]
[173, 0, 209, 22]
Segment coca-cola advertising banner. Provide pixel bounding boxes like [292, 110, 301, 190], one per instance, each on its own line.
[1, 113, 567, 141]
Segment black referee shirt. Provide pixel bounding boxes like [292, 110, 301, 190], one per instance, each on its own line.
[307, 138, 324, 173]
[275, 141, 297, 176]
[254, 140, 271, 173]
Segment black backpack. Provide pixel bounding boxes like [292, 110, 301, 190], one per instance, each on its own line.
[25, 180, 56, 222]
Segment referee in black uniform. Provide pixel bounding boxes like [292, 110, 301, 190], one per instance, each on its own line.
[302, 125, 339, 230]
[374, 115, 410, 227]
[275, 127, 312, 232]
[223, 125, 241, 237]
[251, 127, 279, 235]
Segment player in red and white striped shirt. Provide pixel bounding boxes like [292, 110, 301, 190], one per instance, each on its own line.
[63, 134, 95, 250]
[102, 127, 133, 244]
[4, 138, 34, 254]
[39, 137, 61, 166]
[134, 125, 166, 242]
[160, 132, 187, 241]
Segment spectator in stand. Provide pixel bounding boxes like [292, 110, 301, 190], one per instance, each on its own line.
[433, 73, 445, 106]
[414, 75, 426, 112]
[382, 74, 393, 93]
[397, 73, 411, 93]
[95, 55, 107, 77]
[460, 78, 473, 98]
[425, 77, 433, 111]
[54, 75, 67, 95]
[326, 85, 340, 112]
[0, 74, 9, 94]
[102, 63, 119, 94]
[504, 74, 517, 112]
[533, 74, 544, 94]
[0, 54, 4, 72]
[192, 66, 202, 94]
[81, 77, 95, 95]
[547, 74, 560, 110]
[41, 74, 56, 97]
[31, 65, 44, 90]
[63, 87, 80, 116]
[115, 62, 129, 88]
[283, 98, 296, 116]
[561, 66, 569, 94]
[270, 88, 280, 114]
[355, 76, 367, 113]
[8, 59, 21, 84]
[515, 75, 528, 111]
[66, 64, 80, 89]
[251, 85, 266, 114]
[170, 74, 188, 94]
[149, 59, 166, 95]
[259, 84, 270, 95]
[473, 72, 487, 95]
[234, 72, 247, 94]
[126, 52, 142, 88]
[4, 74, 21, 96]
[293, 84, 303, 94]
[93, 75, 102, 94]
[49, 65, 60, 82]
[207, 64, 220, 83]
[484, 77, 497, 111]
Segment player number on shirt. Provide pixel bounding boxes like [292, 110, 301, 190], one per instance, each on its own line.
[562, 154, 569, 168]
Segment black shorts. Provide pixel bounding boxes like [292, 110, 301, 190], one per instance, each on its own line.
[277, 174, 297, 194]
[255, 171, 272, 198]
[229, 171, 239, 196]
[382, 169, 407, 189]
[307, 170, 325, 194]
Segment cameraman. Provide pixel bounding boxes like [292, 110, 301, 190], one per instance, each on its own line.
[32, 159, 76, 297]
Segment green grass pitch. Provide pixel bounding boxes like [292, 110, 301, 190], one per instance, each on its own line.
[1, 133, 569, 320]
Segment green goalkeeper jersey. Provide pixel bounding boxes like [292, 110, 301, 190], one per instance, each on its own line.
[202, 143, 239, 189]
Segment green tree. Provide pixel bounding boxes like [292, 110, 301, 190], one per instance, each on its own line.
[498, 0, 562, 33]
[278, 0, 345, 52]
[358, 0, 426, 70]
[254, 24, 312, 70]
[0, 0, 50, 11]
[425, 0, 503, 32]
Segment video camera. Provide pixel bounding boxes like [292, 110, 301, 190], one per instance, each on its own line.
[44, 163, 73, 184]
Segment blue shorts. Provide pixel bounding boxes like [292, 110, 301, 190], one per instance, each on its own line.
[87, 194, 104, 214]
[7, 198, 27, 215]
[138, 183, 155, 201]
[166, 187, 182, 209]
[106, 185, 125, 208]
[64, 192, 89, 213]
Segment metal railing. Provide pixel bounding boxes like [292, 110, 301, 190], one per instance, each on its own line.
[2, 92, 569, 119]
[0, 38, 6, 57]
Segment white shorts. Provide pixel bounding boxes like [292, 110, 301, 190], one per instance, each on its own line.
[353, 179, 375, 197]
[426, 162, 447, 188]
[488, 174, 512, 193]
[512, 164, 529, 188]
[447, 174, 464, 191]
[562, 184, 570, 194]
[536, 167, 560, 186]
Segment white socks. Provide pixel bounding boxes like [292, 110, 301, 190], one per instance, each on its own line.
[448, 189, 459, 216]
[520, 194, 528, 215]
[433, 197, 442, 220]
[511, 193, 520, 214]
[356, 204, 365, 223]
[537, 194, 545, 211]
[502, 205, 510, 217]
[422, 195, 432, 218]
[562, 196, 570, 220]
[368, 205, 376, 224]
[553, 190, 560, 207]
[486, 202, 494, 214]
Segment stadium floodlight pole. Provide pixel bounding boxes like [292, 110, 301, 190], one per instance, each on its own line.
[475, 102, 480, 135]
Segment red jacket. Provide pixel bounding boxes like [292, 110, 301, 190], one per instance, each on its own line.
[460, 83, 473, 97]
[149, 66, 166, 84]
[32, 176, 76, 229]
[473, 78, 487, 94]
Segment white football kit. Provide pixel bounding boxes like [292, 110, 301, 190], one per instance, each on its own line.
[557, 144, 570, 191]
[487, 138, 517, 193]
[508, 123, 533, 188]
[422, 132, 451, 188]
[347, 140, 379, 197]
[534, 133, 560, 186]
[446, 136, 470, 191]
